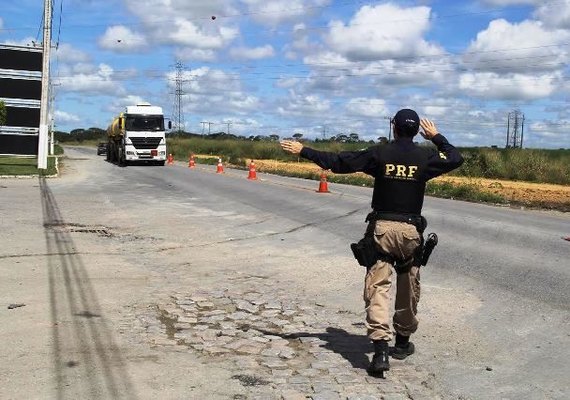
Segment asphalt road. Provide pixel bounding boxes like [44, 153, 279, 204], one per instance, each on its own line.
[2, 146, 568, 399]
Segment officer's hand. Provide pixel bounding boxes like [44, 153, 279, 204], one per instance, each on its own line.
[280, 140, 304, 154]
[420, 119, 439, 140]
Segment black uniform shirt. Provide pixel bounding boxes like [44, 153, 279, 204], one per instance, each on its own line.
[299, 134, 464, 215]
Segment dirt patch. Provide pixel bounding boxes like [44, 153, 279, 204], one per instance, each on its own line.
[434, 176, 570, 211]
[251, 159, 570, 212]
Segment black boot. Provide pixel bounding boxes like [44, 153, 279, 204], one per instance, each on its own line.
[367, 340, 390, 375]
[391, 334, 415, 360]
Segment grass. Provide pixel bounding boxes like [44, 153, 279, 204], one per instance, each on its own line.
[426, 180, 507, 205]
[0, 145, 62, 176]
[167, 137, 570, 208]
[167, 137, 570, 185]
[453, 147, 570, 185]
[0, 156, 58, 176]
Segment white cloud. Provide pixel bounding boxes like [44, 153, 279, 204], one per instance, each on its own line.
[277, 90, 331, 117]
[463, 19, 570, 73]
[56, 63, 122, 95]
[98, 25, 148, 52]
[325, 4, 444, 61]
[227, 95, 260, 111]
[275, 77, 302, 89]
[174, 48, 216, 61]
[113, 95, 146, 109]
[54, 43, 90, 63]
[166, 18, 238, 49]
[422, 104, 450, 118]
[365, 58, 451, 88]
[528, 120, 570, 147]
[124, 0, 239, 51]
[303, 51, 352, 68]
[229, 45, 275, 60]
[165, 66, 260, 115]
[458, 71, 560, 100]
[167, 67, 241, 94]
[54, 110, 80, 123]
[534, 0, 570, 29]
[529, 121, 565, 137]
[346, 98, 389, 118]
[242, 0, 331, 26]
[284, 23, 321, 59]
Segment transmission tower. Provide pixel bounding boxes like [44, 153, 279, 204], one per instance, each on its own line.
[172, 61, 185, 132]
[506, 110, 525, 148]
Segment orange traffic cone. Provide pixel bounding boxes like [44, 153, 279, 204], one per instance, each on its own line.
[167, 153, 174, 165]
[316, 170, 330, 193]
[216, 157, 224, 173]
[188, 154, 195, 168]
[247, 160, 258, 180]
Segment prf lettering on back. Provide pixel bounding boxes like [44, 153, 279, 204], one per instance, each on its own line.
[385, 164, 418, 179]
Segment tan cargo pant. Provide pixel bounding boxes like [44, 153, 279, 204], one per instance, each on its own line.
[363, 220, 421, 341]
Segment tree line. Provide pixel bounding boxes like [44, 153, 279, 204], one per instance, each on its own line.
[54, 126, 387, 144]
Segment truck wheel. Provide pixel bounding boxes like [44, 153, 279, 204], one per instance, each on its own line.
[118, 148, 125, 166]
[157, 161, 165, 166]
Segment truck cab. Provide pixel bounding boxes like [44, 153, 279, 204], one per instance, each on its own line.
[107, 102, 168, 166]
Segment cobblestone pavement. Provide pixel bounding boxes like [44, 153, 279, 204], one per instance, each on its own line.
[131, 275, 441, 400]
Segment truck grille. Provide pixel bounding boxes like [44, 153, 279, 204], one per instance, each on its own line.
[129, 137, 162, 149]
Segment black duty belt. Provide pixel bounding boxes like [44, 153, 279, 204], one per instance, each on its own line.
[366, 211, 427, 234]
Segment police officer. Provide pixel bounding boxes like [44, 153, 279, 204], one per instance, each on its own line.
[280, 109, 464, 376]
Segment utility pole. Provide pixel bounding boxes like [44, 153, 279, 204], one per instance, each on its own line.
[226, 122, 232, 135]
[38, 0, 52, 169]
[49, 82, 60, 155]
[506, 110, 525, 148]
[201, 121, 213, 135]
[172, 61, 185, 132]
[49, 84, 55, 155]
[383, 116, 393, 141]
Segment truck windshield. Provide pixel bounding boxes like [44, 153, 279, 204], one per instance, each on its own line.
[125, 115, 164, 131]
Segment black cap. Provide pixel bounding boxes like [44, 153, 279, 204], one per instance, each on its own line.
[393, 109, 420, 130]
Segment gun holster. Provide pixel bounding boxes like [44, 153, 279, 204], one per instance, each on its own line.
[350, 235, 381, 268]
[420, 232, 438, 266]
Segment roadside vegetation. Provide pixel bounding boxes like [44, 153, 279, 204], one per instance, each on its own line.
[0, 100, 7, 127]
[164, 136, 570, 184]
[53, 129, 569, 210]
[0, 149, 62, 176]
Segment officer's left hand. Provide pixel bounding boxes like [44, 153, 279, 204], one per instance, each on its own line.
[280, 140, 304, 154]
[419, 119, 439, 140]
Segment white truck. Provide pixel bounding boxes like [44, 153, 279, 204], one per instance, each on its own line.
[106, 102, 170, 166]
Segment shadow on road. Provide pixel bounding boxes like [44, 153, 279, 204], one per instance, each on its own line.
[40, 177, 137, 400]
[260, 327, 372, 371]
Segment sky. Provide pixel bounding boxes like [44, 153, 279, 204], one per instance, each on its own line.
[1, 0, 570, 148]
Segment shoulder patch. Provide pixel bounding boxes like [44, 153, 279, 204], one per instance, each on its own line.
[439, 152, 447, 160]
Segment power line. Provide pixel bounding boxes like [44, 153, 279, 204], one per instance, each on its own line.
[3, 0, 563, 33]
[55, 0, 63, 49]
